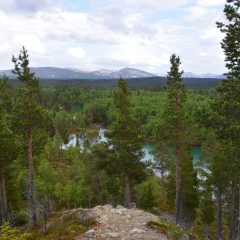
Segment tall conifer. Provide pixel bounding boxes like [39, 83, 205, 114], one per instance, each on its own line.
[12, 47, 47, 226]
[110, 78, 146, 207]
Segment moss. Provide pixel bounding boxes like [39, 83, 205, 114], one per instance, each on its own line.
[147, 217, 199, 240]
[30, 212, 96, 240]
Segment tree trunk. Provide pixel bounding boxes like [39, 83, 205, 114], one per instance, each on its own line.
[216, 188, 222, 240]
[237, 190, 240, 240]
[95, 178, 102, 205]
[124, 174, 131, 208]
[28, 127, 37, 226]
[160, 158, 165, 183]
[229, 181, 236, 240]
[88, 189, 91, 208]
[204, 223, 209, 239]
[0, 175, 8, 223]
[175, 143, 181, 224]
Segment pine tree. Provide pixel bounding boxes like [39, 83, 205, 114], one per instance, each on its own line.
[209, 143, 230, 240]
[200, 130, 232, 239]
[152, 142, 170, 183]
[166, 146, 198, 228]
[12, 47, 47, 226]
[200, 187, 215, 239]
[180, 147, 198, 228]
[217, 0, 240, 80]
[213, 1, 240, 238]
[110, 78, 146, 207]
[0, 76, 16, 223]
[163, 54, 186, 224]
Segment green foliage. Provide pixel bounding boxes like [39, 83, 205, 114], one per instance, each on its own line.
[1, 7, 239, 238]
[12, 47, 47, 132]
[11, 47, 50, 226]
[166, 160, 176, 210]
[217, 0, 240, 79]
[110, 79, 146, 180]
[160, 54, 199, 225]
[0, 76, 16, 167]
[0, 76, 12, 114]
[147, 218, 199, 240]
[0, 223, 31, 240]
[0, 115, 16, 170]
[35, 159, 57, 202]
[137, 176, 167, 211]
[53, 111, 87, 144]
[180, 148, 199, 223]
[30, 213, 96, 240]
[110, 79, 148, 206]
[200, 190, 215, 226]
[162, 54, 186, 141]
[53, 111, 73, 144]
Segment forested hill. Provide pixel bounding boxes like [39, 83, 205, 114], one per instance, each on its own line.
[9, 76, 222, 89]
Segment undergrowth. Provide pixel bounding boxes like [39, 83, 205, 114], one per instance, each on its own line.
[30, 212, 96, 240]
[147, 217, 199, 240]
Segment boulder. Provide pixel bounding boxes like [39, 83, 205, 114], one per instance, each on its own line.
[104, 231, 121, 239]
[96, 214, 109, 223]
[103, 204, 113, 210]
[116, 209, 124, 215]
[180, 234, 190, 240]
[116, 205, 125, 210]
[84, 229, 95, 239]
[130, 228, 145, 235]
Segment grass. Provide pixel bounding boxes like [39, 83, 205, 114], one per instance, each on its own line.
[147, 217, 199, 240]
[30, 212, 96, 240]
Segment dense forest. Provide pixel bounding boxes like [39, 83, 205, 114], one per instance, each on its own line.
[0, 0, 240, 240]
[8, 76, 222, 90]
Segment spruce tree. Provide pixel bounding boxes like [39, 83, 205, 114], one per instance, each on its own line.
[110, 78, 146, 207]
[12, 47, 47, 226]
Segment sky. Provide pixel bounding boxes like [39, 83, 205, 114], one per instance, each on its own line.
[0, 0, 227, 74]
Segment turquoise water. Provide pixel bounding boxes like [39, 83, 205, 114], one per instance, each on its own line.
[64, 128, 201, 164]
[142, 143, 201, 163]
[190, 147, 201, 164]
[142, 143, 155, 162]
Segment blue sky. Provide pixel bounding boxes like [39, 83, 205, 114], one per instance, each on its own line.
[0, 0, 227, 74]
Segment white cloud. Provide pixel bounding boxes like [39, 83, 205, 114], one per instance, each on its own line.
[197, 0, 226, 7]
[0, 0, 227, 74]
[13, 35, 46, 54]
[67, 47, 85, 59]
[0, 0, 58, 13]
[123, 0, 193, 10]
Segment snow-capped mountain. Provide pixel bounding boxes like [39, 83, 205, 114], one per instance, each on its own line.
[0, 67, 224, 80]
[183, 72, 200, 78]
[0, 67, 156, 79]
[182, 72, 225, 79]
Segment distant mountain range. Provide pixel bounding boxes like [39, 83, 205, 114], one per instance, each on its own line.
[182, 72, 225, 79]
[0, 67, 224, 80]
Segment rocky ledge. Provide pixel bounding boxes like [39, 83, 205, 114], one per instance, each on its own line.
[69, 204, 167, 240]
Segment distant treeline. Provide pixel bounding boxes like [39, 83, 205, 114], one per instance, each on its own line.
[8, 76, 222, 89]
